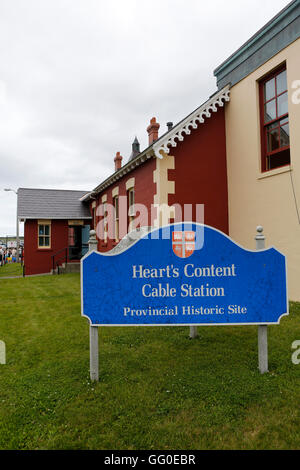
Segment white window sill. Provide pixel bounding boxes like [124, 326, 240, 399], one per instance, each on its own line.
[258, 165, 292, 180]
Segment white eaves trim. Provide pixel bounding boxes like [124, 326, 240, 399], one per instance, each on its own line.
[91, 152, 154, 195]
[152, 85, 230, 159]
[79, 192, 93, 202]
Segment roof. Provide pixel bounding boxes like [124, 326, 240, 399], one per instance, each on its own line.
[128, 136, 141, 162]
[214, 0, 300, 89]
[82, 84, 230, 201]
[17, 188, 92, 220]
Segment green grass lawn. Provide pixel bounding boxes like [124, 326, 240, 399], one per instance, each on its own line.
[0, 263, 22, 278]
[0, 273, 299, 450]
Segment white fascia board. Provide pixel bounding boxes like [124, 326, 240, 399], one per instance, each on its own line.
[152, 85, 230, 159]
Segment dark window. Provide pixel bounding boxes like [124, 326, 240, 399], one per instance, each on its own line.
[68, 226, 82, 260]
[127, 188, 135, 232]
[113, 196, 119, 240]
[260, 66, 290, 172]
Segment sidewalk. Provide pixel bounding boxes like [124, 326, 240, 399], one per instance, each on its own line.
[0, 272, 52, 280]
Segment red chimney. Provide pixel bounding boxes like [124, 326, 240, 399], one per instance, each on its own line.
[114, 151, 122, 171]
[147, 117, 160, 145]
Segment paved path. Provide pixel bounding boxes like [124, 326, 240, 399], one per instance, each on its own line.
[0, 273, 52, 280]
[0, 275, 23, 279]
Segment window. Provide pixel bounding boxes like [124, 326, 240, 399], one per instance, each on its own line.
[38, 222, 51, 248]
[260, 66, 290, 172]
[92, 208, 96, 230]
[103, 201, 108, 242]
[100, 194, 108, 243]
[91, 201, 96, 230]
[113, 196, 119, 241]
[128, 188, 135, 232]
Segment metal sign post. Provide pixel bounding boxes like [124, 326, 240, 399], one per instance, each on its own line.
[189, 326, 198, 339]
[256, 226, 269, 374]
[88, 230, 99, 382]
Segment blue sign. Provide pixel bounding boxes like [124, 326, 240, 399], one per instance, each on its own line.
[81, 224, 288, 326]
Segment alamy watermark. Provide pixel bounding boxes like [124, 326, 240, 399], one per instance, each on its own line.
[292, 80, 300, 105]
[291, 340, 300, 365]
[95, 200, 204, 242]
[0, 340, 5, 365]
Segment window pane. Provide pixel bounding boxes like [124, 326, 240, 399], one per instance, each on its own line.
[280, 123, 290, 147]
[44, 225, 50, 235]
[277, 92, 288, 117]
[44, 236, 50, 247]
[39, 237, 44, 246]
[267, 121, 278, 130]
[268, 148, 290, 170]
[267, 127, 279, 152]
[129, 189, 134, 207]
[265, 99, 276, 122]
[39, 225, 45, 235]
[114, 197, 119, 219]
[276, 70, 287, 95]
[280, 117, 289, 126]
[264, 78, 275, 101]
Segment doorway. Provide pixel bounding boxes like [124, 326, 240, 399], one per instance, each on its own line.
[68, 224, 90, 260]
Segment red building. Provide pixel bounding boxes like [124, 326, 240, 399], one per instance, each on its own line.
[82, 86, 230, 253]
[18, 189, 91, 275]
[17, 85, 230, 275]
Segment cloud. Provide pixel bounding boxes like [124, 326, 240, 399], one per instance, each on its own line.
[0, 0, 290, 235]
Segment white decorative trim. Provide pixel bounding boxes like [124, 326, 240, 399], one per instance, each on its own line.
[95, 152, 154, 194]
[101, 194, 107, 203]
[112, 187, 119, 198]
[126, 177, 135, 191]
[153, 153, 175, 228]
[152, 85, 230, 159]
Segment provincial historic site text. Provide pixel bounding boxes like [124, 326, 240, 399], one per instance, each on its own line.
[123, 305, 247, 317]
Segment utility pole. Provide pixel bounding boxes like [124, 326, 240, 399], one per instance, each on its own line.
[4, 188, 19, 263]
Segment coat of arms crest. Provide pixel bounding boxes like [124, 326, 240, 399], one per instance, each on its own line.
[172, 231, 195, 258]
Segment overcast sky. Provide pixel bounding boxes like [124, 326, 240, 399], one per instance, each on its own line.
[0, 0, 290, 236]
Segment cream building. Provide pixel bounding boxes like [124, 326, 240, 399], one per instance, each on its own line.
[214, 0, 300, 300]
